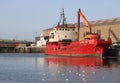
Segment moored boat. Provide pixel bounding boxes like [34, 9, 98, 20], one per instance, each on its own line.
[45, 9, 112, 57]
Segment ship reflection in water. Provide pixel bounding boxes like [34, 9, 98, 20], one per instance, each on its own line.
[44, 56, 120, 83]
[0, 54, 120, 83]
[45, 57, 103, 68]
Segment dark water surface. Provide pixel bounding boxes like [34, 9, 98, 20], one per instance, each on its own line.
[0, 53, 120, 83]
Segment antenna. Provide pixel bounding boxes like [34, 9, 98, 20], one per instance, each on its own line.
[58, 8, 67, 27]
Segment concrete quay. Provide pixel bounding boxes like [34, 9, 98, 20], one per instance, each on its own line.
[0, 40, 44, 53]
[0, 43, 16, 53]
[16, 46, 44, 53]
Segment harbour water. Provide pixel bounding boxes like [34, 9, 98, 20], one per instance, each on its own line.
[0, 53, 120, 83]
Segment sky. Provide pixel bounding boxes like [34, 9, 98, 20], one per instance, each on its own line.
[0, 0, 120, 41]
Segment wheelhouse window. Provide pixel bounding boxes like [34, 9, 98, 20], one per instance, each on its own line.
[65, 28, 67, 31]
[62, 28, 64, 31]
[65, 35, 67, 38]
[73, 28, 74, 31]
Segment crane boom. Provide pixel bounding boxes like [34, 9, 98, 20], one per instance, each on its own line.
[78, 9, 92, 33]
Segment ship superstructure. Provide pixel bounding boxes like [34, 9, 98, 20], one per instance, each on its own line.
[49, 9, 76, 42]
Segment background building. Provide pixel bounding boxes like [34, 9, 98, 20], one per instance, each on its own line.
[42, 17, 120, 43]
[78, 17, 120, 42]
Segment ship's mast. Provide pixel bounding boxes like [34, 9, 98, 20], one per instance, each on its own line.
[77, 9, 80, 41]
[58, 8, 67, 27]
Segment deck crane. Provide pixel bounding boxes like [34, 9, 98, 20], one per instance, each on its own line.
[77, 9, 100, 40]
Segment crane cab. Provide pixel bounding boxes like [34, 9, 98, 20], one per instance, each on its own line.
[84, 32, 100, 40]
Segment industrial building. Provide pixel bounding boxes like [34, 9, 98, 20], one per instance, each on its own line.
[42, 17, 120, 43]
[0, 40, 33, 53]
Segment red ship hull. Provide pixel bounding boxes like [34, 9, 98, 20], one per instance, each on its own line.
[45, 39, 111, 57]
